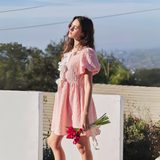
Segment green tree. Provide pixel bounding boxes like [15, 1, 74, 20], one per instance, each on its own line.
[0, 40, 136, 91]
[109, 62, 131, 85]
[44, 39, 64, 91]
[24, 39, 64, 92]
[131, 68, 160, 87]
[94, 49, 131, 85]
[24, 47, 56, 92]
[45, 39, 64, 69]
[0, 42, 28, 90]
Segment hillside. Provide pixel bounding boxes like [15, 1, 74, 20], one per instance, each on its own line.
[110, 48, 160, 69]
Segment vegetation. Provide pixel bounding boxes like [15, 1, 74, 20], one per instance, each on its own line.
[0, 42, 28, 90]
[43, 139, 55, 160]
[131, 68, 160, 87]
[24, 40, 64, 92]
[1, 39, 160, 92]
[93, 49, 132, 84]
[0, 40, 63, 92]
[124, 112, 160, 160]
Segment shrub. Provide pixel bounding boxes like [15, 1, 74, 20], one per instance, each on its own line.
[43, 138, 55, 160]
[123, 112, 160, 160]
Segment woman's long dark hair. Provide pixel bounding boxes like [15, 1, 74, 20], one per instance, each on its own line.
[63, 16, 95, 55]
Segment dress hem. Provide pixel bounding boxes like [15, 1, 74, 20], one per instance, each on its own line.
[51, 129, 100, 138]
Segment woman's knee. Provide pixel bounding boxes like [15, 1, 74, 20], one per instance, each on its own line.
[47, 132, 63, 150]
[76, 136, 91, 154]
[48, 138, 61, 151]
[48, 137, 55, 148]
[77, 143, 86, 155]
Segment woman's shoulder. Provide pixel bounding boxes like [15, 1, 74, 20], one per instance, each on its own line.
[80, 46, 96, 54]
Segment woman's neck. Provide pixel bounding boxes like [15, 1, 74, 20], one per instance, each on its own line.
[72, 45, 86, 52]
[74, 39, 79, 47]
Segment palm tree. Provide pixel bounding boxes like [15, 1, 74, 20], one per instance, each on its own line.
[96, 49, 131, 85]
[108, 63, 131, 84]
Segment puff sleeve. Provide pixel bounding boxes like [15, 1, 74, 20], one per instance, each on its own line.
[80, 47, 100, 76]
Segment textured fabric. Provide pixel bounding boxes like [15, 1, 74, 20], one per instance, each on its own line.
[51, 46, 101, 137]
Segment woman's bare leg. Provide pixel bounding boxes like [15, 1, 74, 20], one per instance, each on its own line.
[47, 131, 66, 160]
[76, 136, 93, 160]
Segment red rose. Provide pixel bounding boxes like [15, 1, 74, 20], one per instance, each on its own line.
[73, 139, 77, 144]
[76, 135, 80, 141]
[76, 131, 80, 136]
[73, 132, 77, 136]
[66, 135, 71, 139]
[66, 126, 73, 134]
[71, 135, 76, 139]
[78, 128, 82, 132]
[69, 126, 73, 130]
[66, 126, 82, 144]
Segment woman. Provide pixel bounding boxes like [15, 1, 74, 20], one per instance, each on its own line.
[48, 16, 101, 160]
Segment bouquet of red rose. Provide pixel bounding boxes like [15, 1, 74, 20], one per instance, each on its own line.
[66, 126, 83, 144]
[66, 113, 110, 149]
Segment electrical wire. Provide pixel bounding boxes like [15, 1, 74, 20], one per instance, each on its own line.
[0, 0, 83, 13]
[92, 7, 160, 19]
[0, 7, 160, 31]
[0, 21, 70, 31]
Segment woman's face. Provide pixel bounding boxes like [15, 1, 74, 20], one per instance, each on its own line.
[68, 19, 83, 40]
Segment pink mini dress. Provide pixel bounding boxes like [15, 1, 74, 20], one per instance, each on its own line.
[51, 46, 101, 137]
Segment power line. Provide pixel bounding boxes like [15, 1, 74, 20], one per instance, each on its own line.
[0, 7, 160, 31]
[0, 21, 70, 31]
[0, 0, 83, 14]
[92, 7, 160, 19]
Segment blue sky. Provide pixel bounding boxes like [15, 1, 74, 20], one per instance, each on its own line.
[0, 0, 160, 52]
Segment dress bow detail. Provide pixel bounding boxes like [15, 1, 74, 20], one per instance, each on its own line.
[55, 51, 76, 97]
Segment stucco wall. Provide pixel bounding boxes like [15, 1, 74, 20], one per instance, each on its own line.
[61, 94, 123, 160]
[0, 91, 43, 160]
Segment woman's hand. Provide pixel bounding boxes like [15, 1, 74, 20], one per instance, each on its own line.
[81, 112, 91, 132]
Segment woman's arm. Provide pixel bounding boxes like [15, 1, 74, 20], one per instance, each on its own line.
[81, 69, 93, 132]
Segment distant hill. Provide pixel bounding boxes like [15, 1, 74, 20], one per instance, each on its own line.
[109, 48, 160, 69]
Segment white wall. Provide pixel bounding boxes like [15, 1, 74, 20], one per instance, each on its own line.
[61, 94, 123, 160]
[0, 91, 123, 160]
[0, 91, 43, 160]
